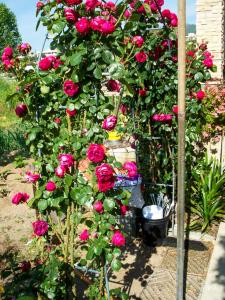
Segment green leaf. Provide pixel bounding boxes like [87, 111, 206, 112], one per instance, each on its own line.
[111, 259, 122, 271]
[65, 174, 73, 187]
[38, 199, 48, 211]
[102, 50, 114, 64]
[113, 248, 121, 257]
[104, 198, 115, 211]
[93, 67, 102, 79]
[86, 247, 94, 260]
[94, 245, 102, 256]
[108, 63, 125, 80]
[70, 53, 83, 66]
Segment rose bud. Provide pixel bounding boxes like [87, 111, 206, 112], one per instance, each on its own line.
[79, 229, 90, 241]
[102, 115, 117, 131]
[55, 117, 61, 124]
[15, 103, 28, 118]
[93, 201, 104, 213]
[63, 80, 79, 97]
[32, 220, 49, 236]
[123, 161, 137, 177]
[64, 8, 79, 23]
[55, 165, 67, 178]
[111, 231, 125, 247]
[132, 36, 144, 48]
[135, 51, 148, 63]
[46, 181, 56, 192]
[75, 17, 90, 35]
[66, 108, 77, 116]
[196, 90, 205, 101]
[106, 80, 121, 92]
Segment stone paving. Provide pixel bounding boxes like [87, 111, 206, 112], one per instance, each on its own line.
[110, 237, 213, 300]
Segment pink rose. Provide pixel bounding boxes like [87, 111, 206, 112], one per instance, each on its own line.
[65, 0, 82, 5]
[25, 171, 40, 183]
[98, 180, 115, 192]
[66, 108, 77, 116]
[152, 114, 173, 122]
[170, 13, 178, 27]
[64, 8, 79, 23]
[149, 0, 164, 12]
[172, 105, 178, 115]
[38, 57, 52, 71]
[18, 43, 31, 54]
[106, 80, 121, 92]
[58, 154, 74, 168]
[102, 115, 117, 131]
[36, 1, 44, 10]
[90, 16, 104, 31]
[93, 201, 104, 213]
[135, 51, 148, 63]
[100, 21, 115, 34]
[55, 117, 61, 124]
[63, 80, 79, 97]
[138, 88, 147, 97]
[132, 36, 144, 48]
[12, 192, 30, 205]
[55, 165, 67, 178]
[203, 57, 213, 68]
[85, 0, 100, 11]
[3, 47, 13, 58]
[196, 90, 205, 100]
[111, 231, 125, 247]
[75, 17, 90, 34]
[79, 229, 90, 241]
[87, 144, 105, 163]
[32, 220, 49, 236]
[95, 163, 114, 182]
[15, 103, 28, 118]
[123, 161, 137, 177]
[124, 9, 132, 19]
[203, 51, 212, 58]
[161, 9, 171, 19]
[46, 181, 56, 192]
[120, 205, 129, 216]
[186, 51, 195, 57]
[103, 1, 116, 11]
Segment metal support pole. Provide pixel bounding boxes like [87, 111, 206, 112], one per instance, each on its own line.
[177, 0, 186, 299]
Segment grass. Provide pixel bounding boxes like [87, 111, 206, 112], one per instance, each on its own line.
[0, 76, 27, 156]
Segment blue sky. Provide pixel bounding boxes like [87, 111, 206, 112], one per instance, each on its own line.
[1, 0, 196, 52]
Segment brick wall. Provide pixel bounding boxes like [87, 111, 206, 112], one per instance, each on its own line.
[196, 0, 225, 80]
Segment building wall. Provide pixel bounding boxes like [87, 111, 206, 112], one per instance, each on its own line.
[196, 0, 225, 80]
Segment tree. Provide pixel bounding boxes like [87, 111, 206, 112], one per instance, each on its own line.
[0, 3, 21, 53]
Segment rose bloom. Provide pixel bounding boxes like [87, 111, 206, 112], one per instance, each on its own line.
[36, 1, 44, 10]
[203, 51, 212, 58]
[32, 220, 49, 236]
[132, 36, 144, 48]
[172, 105, 178, 115]
[152, 114, 173, 122]
[55, 165, 67, 178]
[65, 0, 82, 5]
[58, 154, 74, 168]
[135, 51, 148, 63]
[124, 9, 132, 19]
[104, 1, 116, 11]
[102, 115, 117, 131]
[149, 0, 164, 12]
[75, 17, 90, 34]
[203, 57, 213, 68]
[12, 192, 30, 205]
[63, 80, 79, 97]
[93, 201, 104, 213]
[107, 80, 121, 92]
[38, 57, 52, 71]
[123, 161, 137, 177]
[15, 103, 28, 118]
[196, 90, 205, 100]
[170, 13, 178, 27]
[25, 171, 40, 183]
[120, 204, 129, 216]
[90, 16, 104, 31]
[138, 88, 147, 97]
[3, 47, 13, 58]
[20, 261, 31, 272]
[120, 104, 127, 115]
[55, 117, 61, 124]
[186, 51, 195, 57]
[87, 144, 105, 163]
[64, 8, 79, 23]
[18, 43, 31, 54]
[161, 9, 171, 19]
[95, 163, 114, 182]
[85, 0, 99, 11]
[111, 231, 125, 247]
[199, 43, 207, 51]
[79, 229, 90, 241]
[98, 179, 115, 192]
[46, 181, 56, 192]
[66, 108, 77, 116]
[100, 20, 115, 34]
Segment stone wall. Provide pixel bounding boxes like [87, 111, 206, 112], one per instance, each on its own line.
[196, 0, 225, 80]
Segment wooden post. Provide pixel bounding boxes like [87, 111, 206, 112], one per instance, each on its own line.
[177, 0, 186, 299]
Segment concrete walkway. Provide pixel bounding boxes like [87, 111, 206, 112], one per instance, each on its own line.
[199, 222, 225, 300]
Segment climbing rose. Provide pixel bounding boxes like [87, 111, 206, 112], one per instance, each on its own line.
[104, 1, 116, 10]
[95, 163, 114, 182]
[58, 154, 74, 168]
[170, 13, 178, 27]
[93, 201, 104, 213]
[38, 57, 52, 71]
[135, 52, 148, 63]
[32, 220, 49, 236]
[25, 172, 40, 183]
[203, 57, 213, 68]
[63, 80, 79, 97]
[161, 9, 171, 19]
[65, 0, 82, 5]
[123, 161, 137, 177]
[111, 231, 125, 247]
[138, 88, 147, 97]
[12, 192, 30, 205]
[64, 8, 79, 23]
[120, 205, 129, 216]
[152, 114, 173, 122]
[85, 0, 99, 11]
[46, 181, 56, 192]
[79, 229, 90, 241]
[124, 9, 132, 19]
[172, 105, 178, 115]
[2, 47, 13, 58]
[107, 80, 121, 92]
[132, 36, 144, 48]
[75, 17, 90, 34]
[196, 90, 205, 100]
[20, 261, 31, 272]
[120, 104, 127, 115]
[55, 165, 67, 178]
[102, 115, 117, 131]
[15, 104, 28, 118]
[66, 108, 77, 116]
[87, 144, 105, 163]
[18, 43, 31, 54]
[100, 20, 115, 34]
[36, 2, 44, 9]
[55, 117, 61, 124]
[199, 43, 207, 51]
[90, 16, 104, 30]
[98, 180, 115, 192]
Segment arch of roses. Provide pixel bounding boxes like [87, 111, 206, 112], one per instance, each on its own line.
[1, 0, 215, 298]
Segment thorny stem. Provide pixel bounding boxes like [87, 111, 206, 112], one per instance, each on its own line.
[115, 4, 127, 27]
[65, 205, 71, 263]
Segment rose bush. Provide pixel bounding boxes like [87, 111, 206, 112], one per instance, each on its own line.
[1, 0, 216, 298]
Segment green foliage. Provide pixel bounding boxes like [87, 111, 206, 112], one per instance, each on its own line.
[189, 155, 225, 232]
[0, 3, 21, 52]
